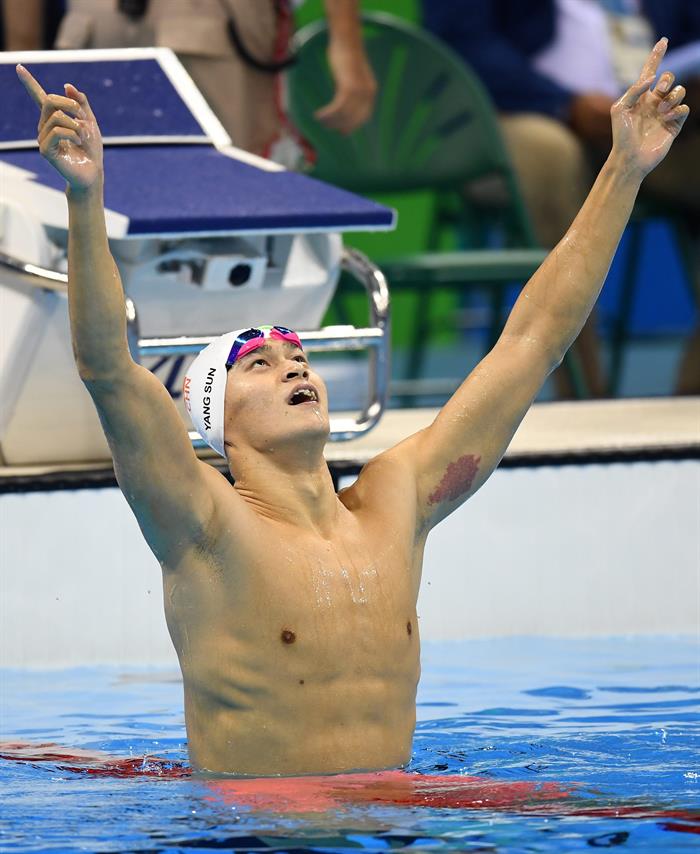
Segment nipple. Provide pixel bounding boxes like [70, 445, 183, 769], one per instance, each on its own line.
[281, 628, 296, 645]
[406, 620, 413, 637]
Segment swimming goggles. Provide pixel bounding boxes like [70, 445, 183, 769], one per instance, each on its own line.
[225, 325, 304, 368]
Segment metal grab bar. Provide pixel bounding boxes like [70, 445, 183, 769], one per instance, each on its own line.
[0, 249, 68, 290]
[0, 245, 391, 443]
[143, 247, 391, 444]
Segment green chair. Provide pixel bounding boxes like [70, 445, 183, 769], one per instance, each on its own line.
[288, 12, 586, 396]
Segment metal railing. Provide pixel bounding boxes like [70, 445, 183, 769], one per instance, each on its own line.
[0, 249, 69, 290]
[0, 245, 391, 443]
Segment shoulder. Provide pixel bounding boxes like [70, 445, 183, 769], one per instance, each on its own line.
[337, 439, 423, 529]
[345, 437, 422, 491]
[158, 462, 251, 572]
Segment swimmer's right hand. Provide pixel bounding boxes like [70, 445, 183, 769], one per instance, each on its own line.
[16, 65, 103, 193]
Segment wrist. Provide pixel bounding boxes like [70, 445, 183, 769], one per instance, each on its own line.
[327, 35, 365, 66]
[603, 151, 645, 188]
[66, 176, 104, 204]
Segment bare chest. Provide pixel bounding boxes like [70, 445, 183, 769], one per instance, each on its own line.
[166, 516, 420, 674]
[247, 523, 413, 637]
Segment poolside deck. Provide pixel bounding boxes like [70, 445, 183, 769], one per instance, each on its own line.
[1, 396, 697, 492]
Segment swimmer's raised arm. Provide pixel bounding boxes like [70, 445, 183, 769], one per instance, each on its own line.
[381, 39, 690, 532]
[16, 66, 222, 565]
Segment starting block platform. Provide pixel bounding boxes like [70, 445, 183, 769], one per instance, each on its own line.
[3, 145, 394, 237]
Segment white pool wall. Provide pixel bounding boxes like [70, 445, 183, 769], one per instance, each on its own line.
[1, 458, 697, 668]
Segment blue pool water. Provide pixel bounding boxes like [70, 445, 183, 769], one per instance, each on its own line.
[1, 637, 698, 852]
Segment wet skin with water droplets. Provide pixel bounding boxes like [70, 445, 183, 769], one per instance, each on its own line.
[427, 455, 481, 505]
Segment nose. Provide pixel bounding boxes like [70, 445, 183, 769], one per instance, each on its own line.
[284, 363, 308, 380]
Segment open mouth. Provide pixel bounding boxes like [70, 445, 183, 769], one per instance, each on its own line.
[288, 385, 319, 406]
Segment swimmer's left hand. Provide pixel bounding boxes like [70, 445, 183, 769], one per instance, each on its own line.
[611, 38, 690, 179]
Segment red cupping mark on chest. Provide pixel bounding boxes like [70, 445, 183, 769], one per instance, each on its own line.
[427, 455, 481, 506]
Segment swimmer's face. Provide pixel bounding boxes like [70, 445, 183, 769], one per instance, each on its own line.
[223, 339, 330, 453]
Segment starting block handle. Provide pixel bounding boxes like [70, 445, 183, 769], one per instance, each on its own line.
[330, 247, 391, 440]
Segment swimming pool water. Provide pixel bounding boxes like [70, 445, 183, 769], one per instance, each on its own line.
[1, 637, 698, 852]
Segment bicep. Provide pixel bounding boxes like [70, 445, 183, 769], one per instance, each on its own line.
[406, 334, 554, 528]
[84, 362, 217, 561]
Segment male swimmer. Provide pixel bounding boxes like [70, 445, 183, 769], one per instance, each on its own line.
[17, 40, 689, 777]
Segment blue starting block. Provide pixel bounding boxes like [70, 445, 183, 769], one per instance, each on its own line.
[0, 49, 395, 468]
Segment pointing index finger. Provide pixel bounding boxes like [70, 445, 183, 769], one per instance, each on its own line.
[639, 37, 668, 83]
[16, 64, 46, 108]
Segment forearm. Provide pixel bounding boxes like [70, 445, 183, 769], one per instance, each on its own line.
[506, 154, 642, 365]
[67, 182, 132, 379]
[323, 0, 363, 49]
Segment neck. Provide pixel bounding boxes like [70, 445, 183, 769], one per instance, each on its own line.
[228, 443, 340, 535]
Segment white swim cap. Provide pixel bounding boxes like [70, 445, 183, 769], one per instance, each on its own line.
[182, 325, 303, 457]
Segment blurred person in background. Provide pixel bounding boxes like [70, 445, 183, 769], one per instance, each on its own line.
[53, 0, 376, 166]
[1, 0, 63, 50]
[423, 0, 700, 397]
